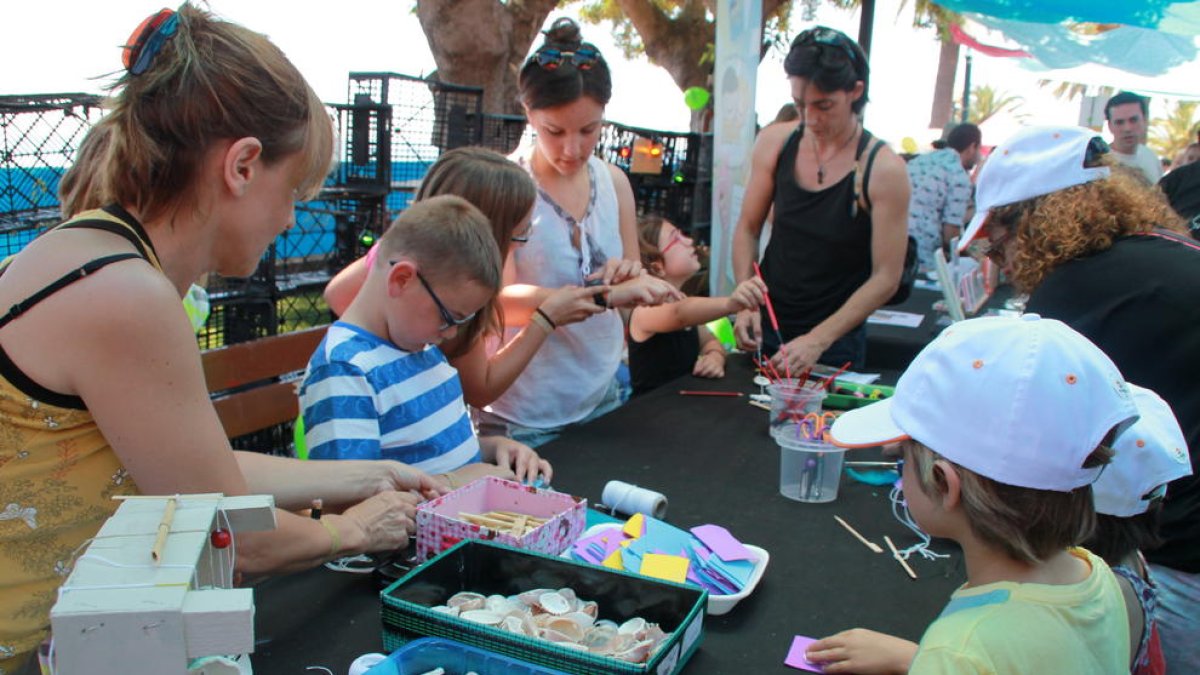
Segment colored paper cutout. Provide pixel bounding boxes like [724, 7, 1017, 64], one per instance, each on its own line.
[640, 552, 690, 583]
[623, 513, 646, 538]
[785, 636, 824, 672]
[601, 549, 623, 570]
[691, 524, 753, 561]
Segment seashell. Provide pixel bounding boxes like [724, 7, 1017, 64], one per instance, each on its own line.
[556, 587, 578, 609]
[618, 617, 646, 637]
[541, 616, 585, 642]
[500, 616, 526, 634]
[582, 625, 619, 653]
[643, 623, 667, 645]
[556, 642, 591, 652]
[430, 605, 460, 617]
[485, 594, 510, 612]
[540, 627, 579, 643]
[516, 588, 554, 606]
[521, 614, 539, 637]
[460, 609, 503, 625]
[593, 619, 619, 631]
[447, 592, 486, 612]
[578, 600, 599, 618]
[601, 633, 636, 656]
[561, 611, 595, 630]
[613, 639, 655, 664]
[538, 591, 571, 615]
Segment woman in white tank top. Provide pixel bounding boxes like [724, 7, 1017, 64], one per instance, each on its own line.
[477, 17, 680, 446]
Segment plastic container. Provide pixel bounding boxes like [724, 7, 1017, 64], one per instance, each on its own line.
[766, 380, 827, 439]
[381, 540, 706, 674]
[820, 380, 895, 411]
[778, 435, 847, 504]
[365, 637, 568, 674]
[565, 524, 769, 616]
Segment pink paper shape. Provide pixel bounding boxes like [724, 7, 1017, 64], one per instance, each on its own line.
[785, 636, 824, 672]
[690, 524, 753, 561]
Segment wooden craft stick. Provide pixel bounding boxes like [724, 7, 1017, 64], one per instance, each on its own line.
[884, 535, 918, 579]
[114, 493, 224, 501]
[679, 390, 743, 397]
[834, 515, 884, 554]
[151, 497, 178, 563]
[748, 399, 771, 411]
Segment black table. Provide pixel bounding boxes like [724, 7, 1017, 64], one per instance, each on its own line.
[252, 355, 966, 674]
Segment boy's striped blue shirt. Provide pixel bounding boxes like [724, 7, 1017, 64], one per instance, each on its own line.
[299, 322, 481, 473]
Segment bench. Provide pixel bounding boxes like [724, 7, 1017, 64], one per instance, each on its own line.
[201, 325, 328, 443]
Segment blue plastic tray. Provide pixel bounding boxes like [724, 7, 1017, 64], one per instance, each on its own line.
[366, 637, 568, 675]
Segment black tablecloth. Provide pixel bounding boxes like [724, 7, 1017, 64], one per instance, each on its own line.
[252, 351, 966, 674]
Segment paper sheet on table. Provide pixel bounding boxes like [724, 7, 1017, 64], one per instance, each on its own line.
[640, 552, 689, 583]
[785, 636, 825, 672]
[866, 309, 924, 328]
[690, 524, 753, 561]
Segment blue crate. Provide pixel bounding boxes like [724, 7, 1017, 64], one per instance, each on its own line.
[367, 637, 568, 675]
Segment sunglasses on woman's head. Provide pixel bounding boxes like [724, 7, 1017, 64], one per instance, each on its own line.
[794, 27, 861, 68]
[530, 45, 602, 71]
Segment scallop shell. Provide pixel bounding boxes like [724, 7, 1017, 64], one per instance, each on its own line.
[578, 600, 599, 618]
[618, 617, 646, 636]
[430, 605, 460, 617]
[613, 639, 655, 663]
[538, 591, 571, 615]
[447, 592, 486, 612]
[561, 611, 596, 629]
[460, 609, 503, 625]
[540, 616, 585, 642]
[516, 588, 554, 606]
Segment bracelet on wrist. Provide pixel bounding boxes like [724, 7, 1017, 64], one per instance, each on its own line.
[533, 308, 557, 331]
[319, 518, 341, 557]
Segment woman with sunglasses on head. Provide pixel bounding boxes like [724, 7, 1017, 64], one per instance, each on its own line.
[475, 17, 682, 447]
[324, 148, 606, 409]
[959, 126, 1200, 673]
[0, 6, 443, 670]
[731, 26, 910, 374]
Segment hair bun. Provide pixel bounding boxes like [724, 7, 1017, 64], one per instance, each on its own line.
[543, 17, 583, 49]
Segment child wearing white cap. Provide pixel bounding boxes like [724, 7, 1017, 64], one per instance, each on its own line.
[805, 314, 1138, 674]
[957, 124, 1200, 673]
[1086, 384, 1191, 675]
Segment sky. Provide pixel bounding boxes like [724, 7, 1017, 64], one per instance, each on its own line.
[1, 0, 1181, 151]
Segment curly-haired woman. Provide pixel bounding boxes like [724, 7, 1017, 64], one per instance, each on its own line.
[960, 125, 1200, 674]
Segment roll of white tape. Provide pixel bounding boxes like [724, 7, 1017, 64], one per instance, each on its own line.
[602, 480, 668, 519]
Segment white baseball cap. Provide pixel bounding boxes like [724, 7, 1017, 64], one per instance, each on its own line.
[1094, 384, 1193, 517]
[959, 126, 1111, 252]
[830, 314, 1138, 491]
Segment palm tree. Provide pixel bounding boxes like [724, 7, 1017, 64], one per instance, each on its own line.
[967, 85, 1027, 125]
[1149, 100, 1199, 161]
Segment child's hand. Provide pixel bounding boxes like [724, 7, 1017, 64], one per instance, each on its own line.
[589, 258, 643, 285]
[607, 275, 685, 308]
[448, 462, 515, 488]
[734, 308, 763, 351]
[482, 436, 553, 486]
[693, 350, 726, 378]
[728, 277, 768, 313]
[805, 628, 917, 674]
[538, 286, 609, 327]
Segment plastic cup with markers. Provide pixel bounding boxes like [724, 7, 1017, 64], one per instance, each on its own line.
[766, 380, 827, 439]
[777, 412, 845, 503]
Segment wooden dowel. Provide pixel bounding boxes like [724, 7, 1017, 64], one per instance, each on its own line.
[151, 497, 178, 563]
[884, 535, 918, 579]
[834, 515, 883, 554]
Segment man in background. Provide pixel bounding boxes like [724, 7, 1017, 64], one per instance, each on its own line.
[1106, 91, 1162, 184]
[906, 123, 980, 272]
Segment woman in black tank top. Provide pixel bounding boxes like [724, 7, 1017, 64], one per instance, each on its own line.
[730, 26, 911, 374]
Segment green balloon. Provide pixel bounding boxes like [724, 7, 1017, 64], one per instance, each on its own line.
[684, 86, 710, 111]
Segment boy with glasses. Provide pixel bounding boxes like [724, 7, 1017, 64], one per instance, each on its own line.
[300, 196, 551, 490]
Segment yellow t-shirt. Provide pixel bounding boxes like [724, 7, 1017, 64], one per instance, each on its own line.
[0, 208, 153, 669]
[910, 548, 1130, 674]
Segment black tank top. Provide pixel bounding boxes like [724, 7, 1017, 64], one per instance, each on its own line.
[628, 323, 699, 395]
[0, 205, 156, 410]
[763, 126, 874, 339]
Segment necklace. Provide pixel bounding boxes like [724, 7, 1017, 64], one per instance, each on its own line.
[813, 123, 860, 184]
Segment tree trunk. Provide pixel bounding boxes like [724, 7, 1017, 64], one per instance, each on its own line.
[929, 38, 959, 129]
[416, 0, 561, 116]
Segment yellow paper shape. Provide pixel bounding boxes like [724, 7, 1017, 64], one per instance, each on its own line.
[602, 549, 624, 570]
[623, 513, 645, 539]
[640, 553, 689, 584]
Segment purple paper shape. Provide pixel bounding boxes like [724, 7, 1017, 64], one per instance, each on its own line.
[573, 530, 624, 564]
[785, 636, 824, 672]
[691, 524, 753, 561]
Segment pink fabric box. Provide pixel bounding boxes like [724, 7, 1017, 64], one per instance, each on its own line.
[415, 476, 586, 561]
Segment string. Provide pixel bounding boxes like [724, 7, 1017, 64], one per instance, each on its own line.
[602, 480, 667, 519]
[888, 482, 949, 562]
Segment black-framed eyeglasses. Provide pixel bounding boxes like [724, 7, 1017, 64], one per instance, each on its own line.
[529, 45, 602, 71]
[794, 26, 861, 67]
[413, 269, 477, 331]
